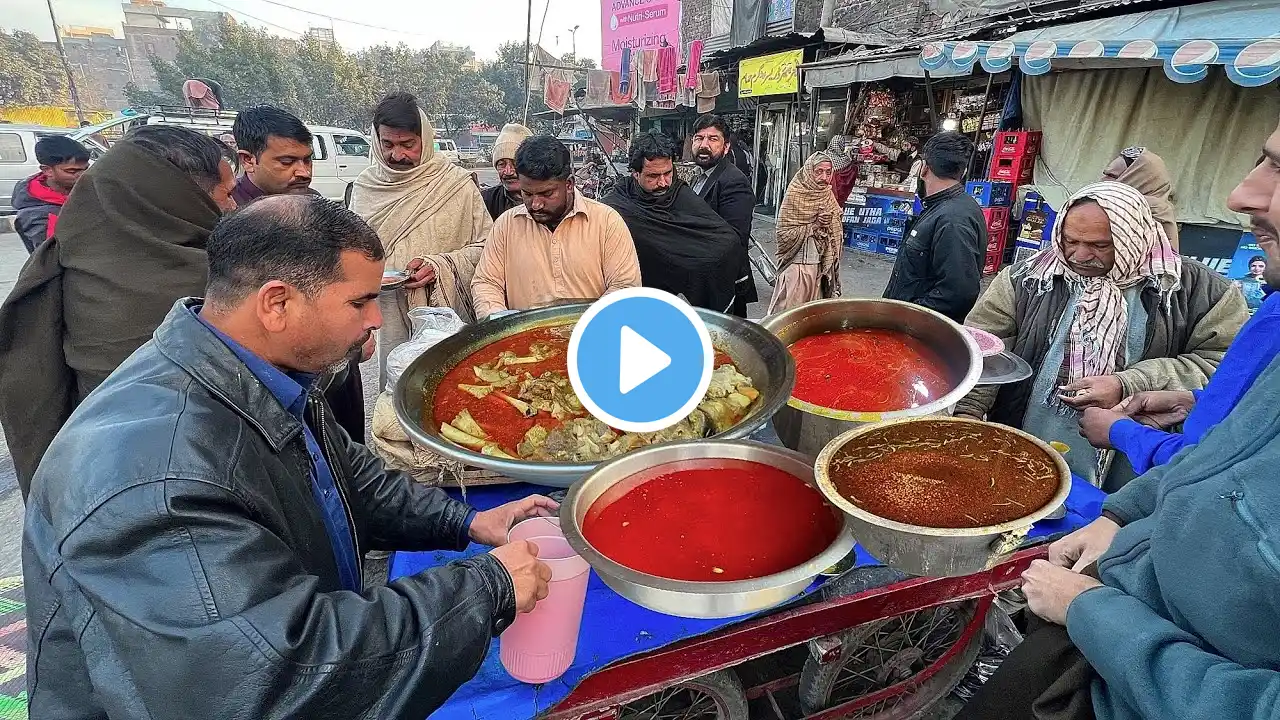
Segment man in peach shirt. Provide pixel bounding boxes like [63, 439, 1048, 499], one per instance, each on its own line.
[471, 136, 641, 319]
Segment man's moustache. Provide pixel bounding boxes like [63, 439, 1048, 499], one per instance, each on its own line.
[1251, 217, 1278, 242]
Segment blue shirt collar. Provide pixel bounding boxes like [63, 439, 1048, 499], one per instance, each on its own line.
[191, 305, 316, 419]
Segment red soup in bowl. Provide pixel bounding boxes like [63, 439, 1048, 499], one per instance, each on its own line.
[581, 458, 843, 582]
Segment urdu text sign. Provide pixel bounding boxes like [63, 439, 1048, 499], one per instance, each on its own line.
[738, 49, 803, 98]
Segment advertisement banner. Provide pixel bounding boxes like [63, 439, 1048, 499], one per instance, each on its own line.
[738, 49, 804, 98]
[600, 0, 682, 73]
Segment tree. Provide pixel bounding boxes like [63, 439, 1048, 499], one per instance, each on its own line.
[294, 37, 375, 129]
[0, 28, 68, 107]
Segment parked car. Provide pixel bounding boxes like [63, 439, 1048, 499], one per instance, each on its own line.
[69, 107, 371, 204]
[457, 145, 482, 167]
[0, 124, 72, 214]
[433, 137, 461, 166]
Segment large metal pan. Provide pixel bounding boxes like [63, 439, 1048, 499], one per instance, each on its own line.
[560, 440, 856, 618]
[760, 298, 983, 457]
[814, 417, 1071, 577]
[393, 303, 795, 487]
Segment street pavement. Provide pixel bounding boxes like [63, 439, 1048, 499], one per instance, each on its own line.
[0, 221, 899, 584]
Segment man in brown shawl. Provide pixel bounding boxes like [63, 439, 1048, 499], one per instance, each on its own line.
[1102, 146, 1180, 251]
[349, 92, 492, 388]
[767, 152, 844, 314]
[0, 125, 236, 497]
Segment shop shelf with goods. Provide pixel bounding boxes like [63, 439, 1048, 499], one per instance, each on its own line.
[1011, 192, 1058, 266]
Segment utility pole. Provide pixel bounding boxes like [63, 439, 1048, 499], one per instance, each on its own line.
[522, 0, 533, 123]
[46, 0, 87, 125]
[569, 25, 579, 59]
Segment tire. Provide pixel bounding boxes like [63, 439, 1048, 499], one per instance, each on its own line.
[343, 182, 354, 209]
[619, 669, 749, 720]
[798, 601, 981, 718]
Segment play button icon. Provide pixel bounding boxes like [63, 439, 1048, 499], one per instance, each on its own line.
[618, 326, 671, 394]
[569, 287, 713, 433]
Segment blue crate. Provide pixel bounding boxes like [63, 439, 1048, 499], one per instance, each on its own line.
[844, 227, 882, 254]
[966, 180, 1014, 208]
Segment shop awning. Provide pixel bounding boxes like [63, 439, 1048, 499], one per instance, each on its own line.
[803, 50, 972, 89]
[918, 0, 1280, 87]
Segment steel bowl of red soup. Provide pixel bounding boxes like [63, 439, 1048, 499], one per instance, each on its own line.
[560, 441, 855, 618]
[814, 417, 1071, 577]
[760, 299, 983, 457]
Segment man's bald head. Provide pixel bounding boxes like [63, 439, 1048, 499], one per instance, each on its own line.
[206, 194, 384, 308]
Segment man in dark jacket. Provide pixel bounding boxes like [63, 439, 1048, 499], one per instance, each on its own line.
[882, 132, 985, 323]
[12, 135, 88, 252]
[481, 122, 533, 219]
[691, 114, 756, 317]
[24, 194, 554, 719]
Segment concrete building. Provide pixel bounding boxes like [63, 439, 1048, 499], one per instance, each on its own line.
[56, 27, 133, 111]
[121, 0, 229, 91]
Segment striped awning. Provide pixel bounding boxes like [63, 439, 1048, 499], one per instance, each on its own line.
[918, 0, 1280, 87]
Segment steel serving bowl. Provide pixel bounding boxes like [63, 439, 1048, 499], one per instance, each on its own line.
[560, 440, 856, 618]
[393, 303, 796, 488]
[759, 299, 983, 457]
[814, 417, 1071, 577]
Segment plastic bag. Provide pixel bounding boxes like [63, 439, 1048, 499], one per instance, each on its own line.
[384, 306, 467, 393]
[950, 598, 1025, 703]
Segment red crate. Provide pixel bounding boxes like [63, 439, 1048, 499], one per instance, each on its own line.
[995, 130, 1042, 157]
[989, 154, 1035, 184]
[984, 248, 1004, 275]
[982, 207, 1010, 235]
[986, 226, 1008, 256]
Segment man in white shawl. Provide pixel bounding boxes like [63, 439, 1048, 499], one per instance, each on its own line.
[350, 92, 493, 387]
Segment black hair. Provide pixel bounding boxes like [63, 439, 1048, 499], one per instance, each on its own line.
[206, 194, 385, 304]
[35, 135, 89, 166]
[373, 92, 422, 136]
[627, 132, 677, 173]
[232, 105, 312, 158]
[1250, 255, 1267, 265]
[902, 135, 920, 149]
[921, 132, 973, 182]
[515, 135, 571, 181]
[123, 125, 229, 192]
[692, 114, 728, 139]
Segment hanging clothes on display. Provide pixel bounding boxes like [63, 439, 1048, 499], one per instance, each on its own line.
[544, 71, 571, 114]
[641, 49, 659, 83]
[686, 41, 704, 90]
[657, 45, 679, 94]
[609, 71, 634, 104]
[585, 70, 611, 105]
[619, 49, 633, 95]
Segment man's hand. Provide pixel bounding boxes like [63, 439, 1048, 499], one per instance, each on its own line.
[1057, 375, 1124, 410]
[404, 257, 437, 289]
[1048, 516, 1120, 572]
[952, 411, 984, 421]
[1022, 559, 1103, 625]
[489, 540, 551, 613]
[1113, 390, 1196, 430]
[468, 495, 560, 547]
[1078, 406, 1124, 449]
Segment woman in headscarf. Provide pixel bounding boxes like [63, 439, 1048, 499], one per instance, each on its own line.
[1102, 146, 1180, 251]
[767, 152, 845, 314]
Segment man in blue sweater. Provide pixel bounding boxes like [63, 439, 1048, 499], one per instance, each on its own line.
[957, 119, 1280, 720]
[1078, 144, 1280, 475]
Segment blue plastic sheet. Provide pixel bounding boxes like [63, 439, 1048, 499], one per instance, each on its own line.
[391, 476, 1105, 719]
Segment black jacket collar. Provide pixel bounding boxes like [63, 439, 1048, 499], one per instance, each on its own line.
[153, 298, 306, 452]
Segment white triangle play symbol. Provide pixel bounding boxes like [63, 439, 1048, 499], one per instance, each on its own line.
[619, 325, 671, 395]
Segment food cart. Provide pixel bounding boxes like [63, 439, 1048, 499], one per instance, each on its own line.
[391, 299, 1089, 719]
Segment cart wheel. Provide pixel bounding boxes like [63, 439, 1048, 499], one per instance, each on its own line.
[619, 669, 749, 720]
[798, 600, 981, 718]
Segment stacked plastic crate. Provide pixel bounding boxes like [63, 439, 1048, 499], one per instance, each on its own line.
[978, 131, 1042, 274]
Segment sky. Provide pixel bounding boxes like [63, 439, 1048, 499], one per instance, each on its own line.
[4, 0, 606, 63]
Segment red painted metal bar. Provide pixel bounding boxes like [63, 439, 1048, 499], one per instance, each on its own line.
[544, 548, 1043, 719]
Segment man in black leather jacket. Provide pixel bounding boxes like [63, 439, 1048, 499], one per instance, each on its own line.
[882, 132, 986, 324]
[23, 194, 554, 719]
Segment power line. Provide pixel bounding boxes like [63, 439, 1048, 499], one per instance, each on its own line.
[247, 0, 434, 37]
[205, 0, 304, 36]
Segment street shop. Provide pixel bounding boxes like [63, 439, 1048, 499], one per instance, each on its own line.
[800, 48, 1019, 261]
[739, 48, 807, 215]
[919, 0, 1280, 276]
[384, 299, 1102, 718]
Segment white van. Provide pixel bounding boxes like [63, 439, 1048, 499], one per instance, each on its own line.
[433, 137, 460, 166]
[70, 108, 371, 204]
[0, 124, 72, 214]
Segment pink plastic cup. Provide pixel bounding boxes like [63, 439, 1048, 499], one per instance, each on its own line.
[499, 517, 591, 684]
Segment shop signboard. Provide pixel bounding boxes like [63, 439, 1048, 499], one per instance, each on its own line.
[739, 49, 804, 98]
[600, 0, 682, 73]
